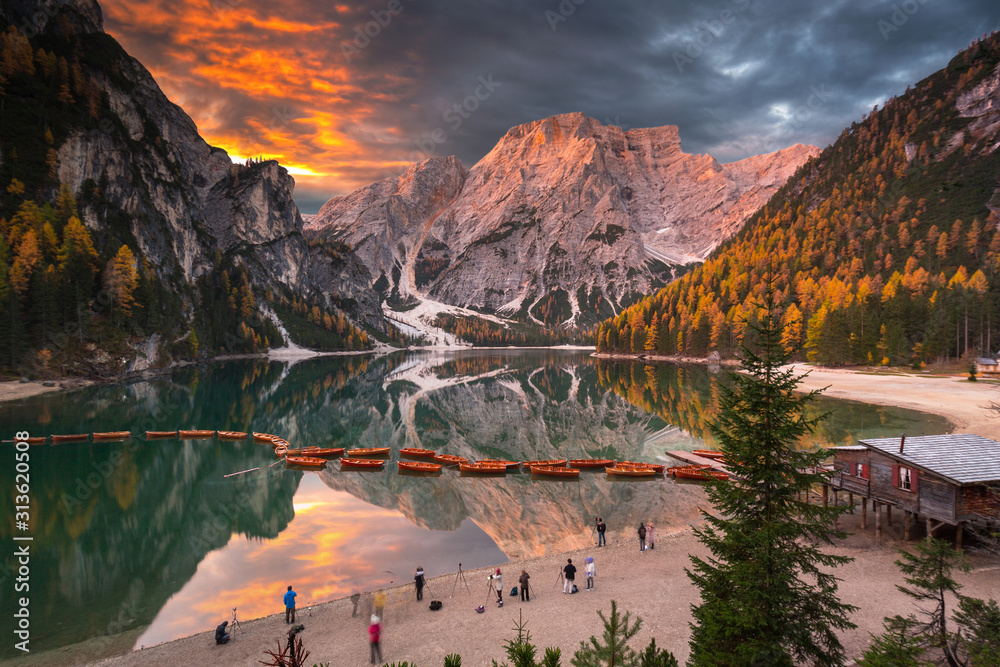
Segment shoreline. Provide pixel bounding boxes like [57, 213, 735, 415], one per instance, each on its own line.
[51, 515, 998, 667]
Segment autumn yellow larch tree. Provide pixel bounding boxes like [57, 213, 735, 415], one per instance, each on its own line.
[104, 245, 139, 320]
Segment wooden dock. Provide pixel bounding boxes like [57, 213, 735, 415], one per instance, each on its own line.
[665, 451, 731, 474]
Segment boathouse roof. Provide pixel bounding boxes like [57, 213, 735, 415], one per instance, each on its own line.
[843, 434, 1000, 485]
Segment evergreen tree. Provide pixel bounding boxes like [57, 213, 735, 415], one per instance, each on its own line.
[953, 596, 1000, 667]
[893, 538, 970, 666]
[492, 611, 562, 667]
[572, 600, 650, 667]
[857, 617, 924, 667]
[686, 284, 856, 667]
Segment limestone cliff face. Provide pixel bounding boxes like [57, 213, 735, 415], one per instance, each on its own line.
[308, 113, 818, 325]
[5, 0, 386, 334]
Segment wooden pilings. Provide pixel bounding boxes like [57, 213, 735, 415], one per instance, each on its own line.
[875, 501, 882, 546]
[861, 499, 867, 529]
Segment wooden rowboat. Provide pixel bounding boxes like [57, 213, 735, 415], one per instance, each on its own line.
[480, 459, 521, 471]
[146, 430, 177, 439]
[459, 462, 508, 475]
[618, 461, 665, 474]
[434, 454, 469, 466]
[692, 450, 725, 460]
[51, 434, 89, 443]
[340, 458, 385, 470]
[179, 430, 215, 439]
[568, 459, 615, 469]
[667, 465, 710, 476]
[524, 459, 567, 467]
[606, 465, 657, 478]
[19, 436, 47, 444]
[254, 432, 277, 444]
[672, 466, 728, 481]
[345, 447, 390, 457]
[296, 447, 345, 458]
[93, 431, 131, 441]
[279, 447, 345, 458]
[530, 465, 580, 478]
[285, 456, 326, 468]
[400, 447, 438, 459]
[398, 460, 443, 474]
[217, 431, 247, 440]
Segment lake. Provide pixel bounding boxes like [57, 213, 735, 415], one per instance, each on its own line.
[0, 350, 950, 664]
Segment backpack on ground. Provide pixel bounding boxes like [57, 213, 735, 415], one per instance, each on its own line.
[510, 586, 518, 596]
[429, 600, 442, 611]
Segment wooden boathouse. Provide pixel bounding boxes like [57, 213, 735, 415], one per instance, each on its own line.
[827, 433, 1000, 546]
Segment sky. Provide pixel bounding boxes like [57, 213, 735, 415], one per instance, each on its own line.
[102, 0, 1000, 214]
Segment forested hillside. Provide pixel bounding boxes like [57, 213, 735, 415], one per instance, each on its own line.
[597, 32, 1000, 367]
[0, 3, 383, 376]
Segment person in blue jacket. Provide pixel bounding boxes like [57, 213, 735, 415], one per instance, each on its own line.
[284, 585, 297, 623]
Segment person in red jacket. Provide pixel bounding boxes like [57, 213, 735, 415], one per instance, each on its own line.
[368, 615, 382, 664]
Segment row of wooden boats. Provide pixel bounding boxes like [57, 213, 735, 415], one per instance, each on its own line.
[16, 429, 248, 444]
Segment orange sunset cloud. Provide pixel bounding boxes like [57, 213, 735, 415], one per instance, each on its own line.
[102, 0, 429, 210]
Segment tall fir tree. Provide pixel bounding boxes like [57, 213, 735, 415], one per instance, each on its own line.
[686, 283, 857, 667]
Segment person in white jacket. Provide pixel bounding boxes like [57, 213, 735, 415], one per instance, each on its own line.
[584, 556, 596, 590]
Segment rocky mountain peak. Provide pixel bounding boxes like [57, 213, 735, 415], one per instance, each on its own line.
[1, 0, 104, 36]
[308, 113, 818, 329]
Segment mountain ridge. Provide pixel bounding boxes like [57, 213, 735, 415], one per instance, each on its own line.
[596, 32, 1000, 366]
[307, 112, 818, 329]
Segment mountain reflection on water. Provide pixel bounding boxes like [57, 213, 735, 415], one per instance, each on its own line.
[0, 350, 949, 664]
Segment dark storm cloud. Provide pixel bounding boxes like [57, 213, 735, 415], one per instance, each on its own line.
[103, 0, 1000, 213]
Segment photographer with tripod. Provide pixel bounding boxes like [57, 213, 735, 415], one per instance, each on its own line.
[489, 568, 503, 606]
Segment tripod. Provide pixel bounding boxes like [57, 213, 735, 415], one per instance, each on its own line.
[230, 607, 243, 639]
[485, 576, 502, 607]
[451, 563, 471, 597]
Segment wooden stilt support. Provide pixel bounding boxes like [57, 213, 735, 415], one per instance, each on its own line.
[886, 504, 892, 526]
[832, 490, 838, 527]
[875, 501, 882, 546]
[861, 499, 867, 529]
[956, 523, 964, 552]
[849, 492, 855, 514]
[904, 511, 911, 541]
[926, 518, 934, 539]
[822, 484, 828, 508]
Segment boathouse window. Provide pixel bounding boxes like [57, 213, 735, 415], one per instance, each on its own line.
[854, 463, 869, 479]
[894, 465, 916, 492]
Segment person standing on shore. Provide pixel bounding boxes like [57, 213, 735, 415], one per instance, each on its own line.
[493, 568, 503, 606]
[596, 517, 606, 547]
[350, 589, 361, 617]
[414, 566, 425, 601]
[638, 522, 647, 552]
[584, 556, 595, 590]
[284, 585, 297, 624]
[368, 615, 382, 664]
[647, 522, 655, 550]
[519, 570, 531, 602]
[562, 558, 577, 593]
